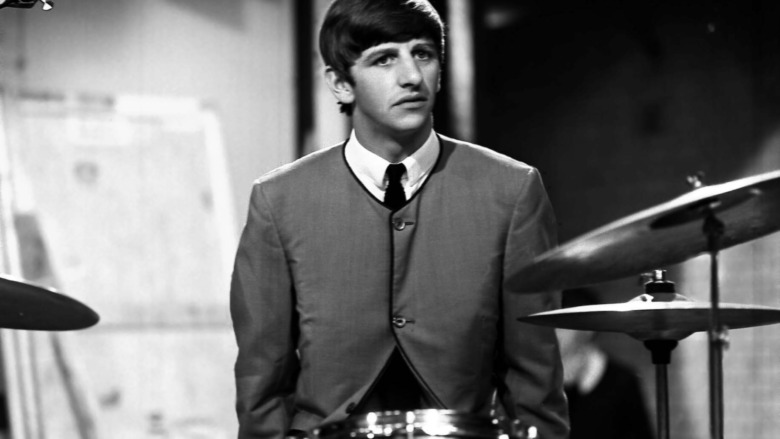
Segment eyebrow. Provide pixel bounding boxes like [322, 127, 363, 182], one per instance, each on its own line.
[362, 46, 398, 64]
[411, 41, 437, 52]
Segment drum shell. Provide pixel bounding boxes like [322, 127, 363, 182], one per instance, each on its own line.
[309, 410, 536, 439]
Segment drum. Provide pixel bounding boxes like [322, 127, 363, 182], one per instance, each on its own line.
[310, 409, 537, 439]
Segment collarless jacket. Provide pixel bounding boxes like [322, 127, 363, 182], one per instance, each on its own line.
[230, 135, 569, 439]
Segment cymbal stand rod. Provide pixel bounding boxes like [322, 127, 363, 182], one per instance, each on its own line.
[704, 213, 725, 439]
[656, 363, 670, 439]
[644, 340, 678, 439]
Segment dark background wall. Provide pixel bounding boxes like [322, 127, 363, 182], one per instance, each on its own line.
[474, 0, 778, 242]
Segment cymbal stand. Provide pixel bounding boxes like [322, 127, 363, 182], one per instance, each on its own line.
[703, 211, 726, 439]
[643, 340, 678, 439]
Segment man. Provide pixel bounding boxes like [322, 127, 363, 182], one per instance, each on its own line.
[230, 1, 568, 438]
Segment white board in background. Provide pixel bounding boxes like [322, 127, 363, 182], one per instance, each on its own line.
[7, 91, 239, 439]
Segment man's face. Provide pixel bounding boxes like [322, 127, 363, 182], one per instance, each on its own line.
[345, 38, 441, 141]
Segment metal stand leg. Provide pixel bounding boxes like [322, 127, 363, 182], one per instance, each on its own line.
[644, 340, 678, 439]
[704, 213, 725, 439]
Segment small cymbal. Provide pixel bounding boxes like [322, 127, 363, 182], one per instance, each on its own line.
[519, 300, 780, 340]
[0, 274, 99, 330]
[509, 170, 780, 292]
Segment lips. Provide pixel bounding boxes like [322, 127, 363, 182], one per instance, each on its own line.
[395, 95, 427, 106]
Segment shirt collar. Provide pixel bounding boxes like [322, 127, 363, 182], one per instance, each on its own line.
[344, 129, 440, 192]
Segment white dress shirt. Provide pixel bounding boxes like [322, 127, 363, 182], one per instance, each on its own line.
[344, 129, 440, 202]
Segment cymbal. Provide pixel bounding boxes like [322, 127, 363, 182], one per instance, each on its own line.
[519, 300, 780, 340]
[509, 170, 780, 292]
[0, 274, 99, 330]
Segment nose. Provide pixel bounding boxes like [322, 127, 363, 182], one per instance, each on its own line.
[397, 53, 423, 87]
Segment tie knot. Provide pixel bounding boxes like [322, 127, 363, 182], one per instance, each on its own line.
[386, 163, 406, 183]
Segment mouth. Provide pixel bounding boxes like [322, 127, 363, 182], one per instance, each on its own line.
[394, 95, 428, 107]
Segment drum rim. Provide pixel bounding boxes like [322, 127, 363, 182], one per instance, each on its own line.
[312, 409, 502, 438]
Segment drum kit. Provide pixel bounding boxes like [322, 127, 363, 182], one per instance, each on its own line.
[1, 170, 779, 439]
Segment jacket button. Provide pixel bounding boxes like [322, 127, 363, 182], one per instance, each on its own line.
[392, 218, 406, 231]
[392, 316, 407, 328]
[346, 402, 356, 413]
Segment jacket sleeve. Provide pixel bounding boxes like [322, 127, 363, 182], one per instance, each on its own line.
[500, 167, 570, 439]
[230, 181, 300, 439]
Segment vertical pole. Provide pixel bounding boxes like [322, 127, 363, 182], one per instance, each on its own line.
[704, 214, 725, 439]
[294, 0, 313, 158]
[655, 363, 669, 439]
[0, 90, 44, 439]
[644, 339, 677, 439]
[446, 0, 476, 142]
[707, 248, 724, 439]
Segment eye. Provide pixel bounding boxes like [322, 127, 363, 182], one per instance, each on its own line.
[413, 49, 435, 61]
[374, 55, 394, 66]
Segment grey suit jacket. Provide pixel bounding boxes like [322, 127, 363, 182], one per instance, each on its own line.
[230, 135, 569, 439]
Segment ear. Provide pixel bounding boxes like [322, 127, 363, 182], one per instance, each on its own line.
[324, 67, 355, 106]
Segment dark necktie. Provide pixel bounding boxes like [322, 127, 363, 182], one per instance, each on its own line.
[384, 163, 407, 210]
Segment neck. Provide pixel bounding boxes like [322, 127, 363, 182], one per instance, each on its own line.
[352, 119, 433, 163]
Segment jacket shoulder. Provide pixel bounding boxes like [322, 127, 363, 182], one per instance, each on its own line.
[437, 134, 539, 177]
[255, 143, 344, 188]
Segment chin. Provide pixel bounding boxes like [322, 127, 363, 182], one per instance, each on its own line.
[391, 113, 431, 134]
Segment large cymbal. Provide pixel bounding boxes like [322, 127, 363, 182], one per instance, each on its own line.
[520, 300, 780, 340]
[0, 274, 99, 330]
[510, 170, 780, 292]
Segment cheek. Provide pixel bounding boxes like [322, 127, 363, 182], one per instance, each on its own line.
[354, 78, 391, 108]
[353, 91, 381, 115]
